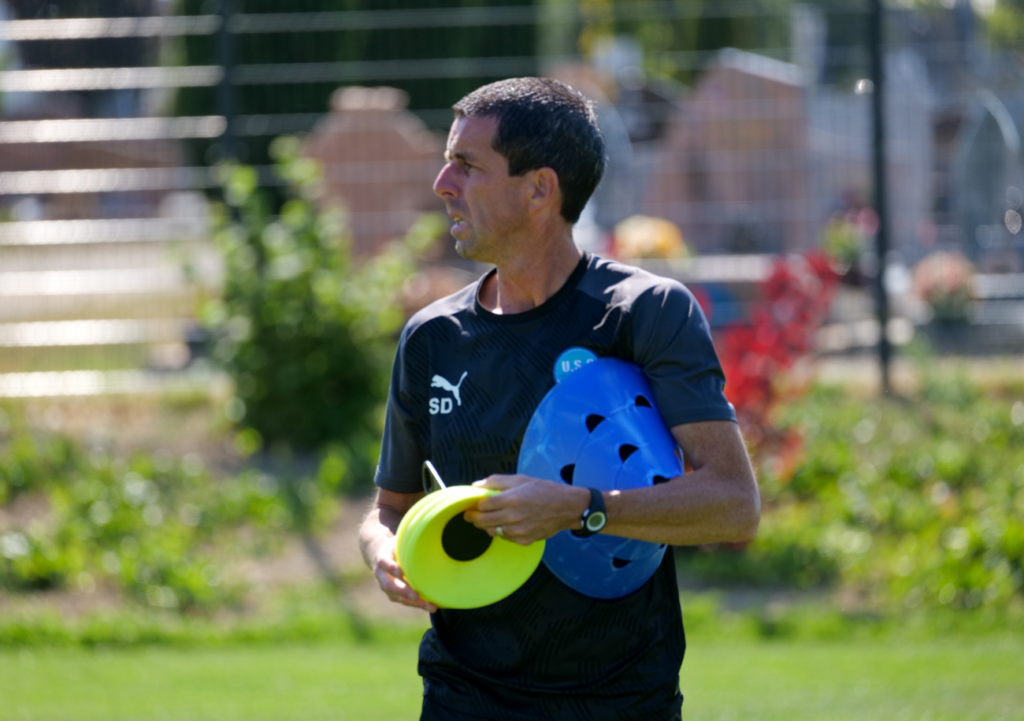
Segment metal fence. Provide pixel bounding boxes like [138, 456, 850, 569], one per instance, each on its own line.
[0, 0, 1022, 398]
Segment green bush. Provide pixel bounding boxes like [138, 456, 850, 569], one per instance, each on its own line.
[200, 138, 443, 460]
[0, 408, 78, 505]
[0, 405, 297, 610]
[678, 503, 840, 590]
[685, 365, 1024, 612]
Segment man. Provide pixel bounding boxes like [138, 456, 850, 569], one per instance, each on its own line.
[359, 77, 759, 721]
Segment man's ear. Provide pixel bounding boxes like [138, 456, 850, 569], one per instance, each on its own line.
[526, 167, 561, 213]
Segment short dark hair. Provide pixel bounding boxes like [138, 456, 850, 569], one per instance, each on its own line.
[452, 77, 607, 224]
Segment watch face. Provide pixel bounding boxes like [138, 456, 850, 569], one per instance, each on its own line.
[585, 511, 607, 532]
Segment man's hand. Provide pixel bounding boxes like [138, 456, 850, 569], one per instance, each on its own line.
[465, 475, 589, 546]
[359, 488, 437, 613]
[370, 537, 438, 613]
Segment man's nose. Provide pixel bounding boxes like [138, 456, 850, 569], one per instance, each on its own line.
[433, 162, 459, 199]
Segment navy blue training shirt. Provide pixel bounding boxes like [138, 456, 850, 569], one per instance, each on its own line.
[375, 252, 736, 721]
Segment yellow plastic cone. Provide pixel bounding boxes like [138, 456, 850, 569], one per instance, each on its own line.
[395, 486, 545, 609]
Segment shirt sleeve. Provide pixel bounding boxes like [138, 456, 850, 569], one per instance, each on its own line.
[373, 327, 427, 494]
[629, 279, 737, 428]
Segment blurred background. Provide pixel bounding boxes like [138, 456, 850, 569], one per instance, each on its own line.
[1, 0, 1023, 389]
[1, 2, 1024, 720]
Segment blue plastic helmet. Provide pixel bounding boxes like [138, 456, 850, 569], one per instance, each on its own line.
[518, 354, 683, 599]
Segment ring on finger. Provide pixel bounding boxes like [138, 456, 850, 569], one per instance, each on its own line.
[496, 525, 505, 538]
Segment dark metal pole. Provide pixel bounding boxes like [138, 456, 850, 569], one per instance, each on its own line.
[869, 0, 892, 394]
[217, 0, 236, 160]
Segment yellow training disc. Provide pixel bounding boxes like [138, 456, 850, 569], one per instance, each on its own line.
[396, 490, 448, 561]
[396, 490, 454, 570]
[396, 486, 545, 610]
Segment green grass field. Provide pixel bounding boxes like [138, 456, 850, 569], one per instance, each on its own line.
[2, 635, 1023, 721]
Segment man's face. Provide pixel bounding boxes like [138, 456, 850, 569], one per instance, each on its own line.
[433, 115, 531, 263]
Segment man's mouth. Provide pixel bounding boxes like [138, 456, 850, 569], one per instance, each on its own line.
[449, 213, 468, 233]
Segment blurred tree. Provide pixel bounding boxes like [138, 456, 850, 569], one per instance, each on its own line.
[988, 0, 1024, 52]
[175, 0, 538, 167]
[575, 0, 796, 86]
[201, 136, 444, 454]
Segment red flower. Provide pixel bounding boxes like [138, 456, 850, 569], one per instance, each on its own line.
[714, 252, 838, 475]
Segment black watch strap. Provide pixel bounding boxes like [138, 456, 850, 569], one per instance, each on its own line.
[572, 488, 607, 537]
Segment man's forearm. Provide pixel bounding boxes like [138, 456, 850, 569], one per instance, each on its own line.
[359, 489, 437, 612]
[359, 504, 406, 569]
[596, 418, 760, 546]
[602, 467, 760, 546]
[468, 467, 758, 548]
[359, 489, 424, 569]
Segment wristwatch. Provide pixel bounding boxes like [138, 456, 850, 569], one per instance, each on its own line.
[572, 488, 607, 537]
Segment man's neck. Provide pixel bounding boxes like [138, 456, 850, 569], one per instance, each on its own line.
[479, 233, 582, 315]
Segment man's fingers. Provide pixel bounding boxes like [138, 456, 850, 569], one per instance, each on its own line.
[374, 561, 437, 612]
[466, 510, 547, 546]
[376, 555, 405, 580]
[378, 572, 437, 612]
[471, 478, 507, 492]
[464, 507, 514, 530]
[464, 480, 506, 523]
[472, 473, 526, 492]
[491, 525, 544, 546]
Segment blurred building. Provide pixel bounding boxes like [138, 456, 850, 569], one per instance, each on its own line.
[951, 90, 1024, 273]
[304, 86, 446, 257]
[807, 49, 934, 263]
[645, 49, 811, 255]
[637, 47, 935, 259]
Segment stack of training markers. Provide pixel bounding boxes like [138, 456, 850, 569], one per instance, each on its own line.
[395, 481, 545, 609]
[396, 352, 682, 608]
[518, 353, 683, 599]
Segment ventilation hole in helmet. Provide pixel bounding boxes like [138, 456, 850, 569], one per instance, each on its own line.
[586, 414, 606, 432]
[619, 444, 639, 462]
[652, 475, 671, 485]
[660, 544, 667, 549]
[635, 395, 652, 408]
[441, 512, 493, 562]
[560, 464, 576, 484]
[612, 557, 632, 568]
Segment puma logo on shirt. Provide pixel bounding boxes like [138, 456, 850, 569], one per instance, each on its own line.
[430, 371, 467, 414]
